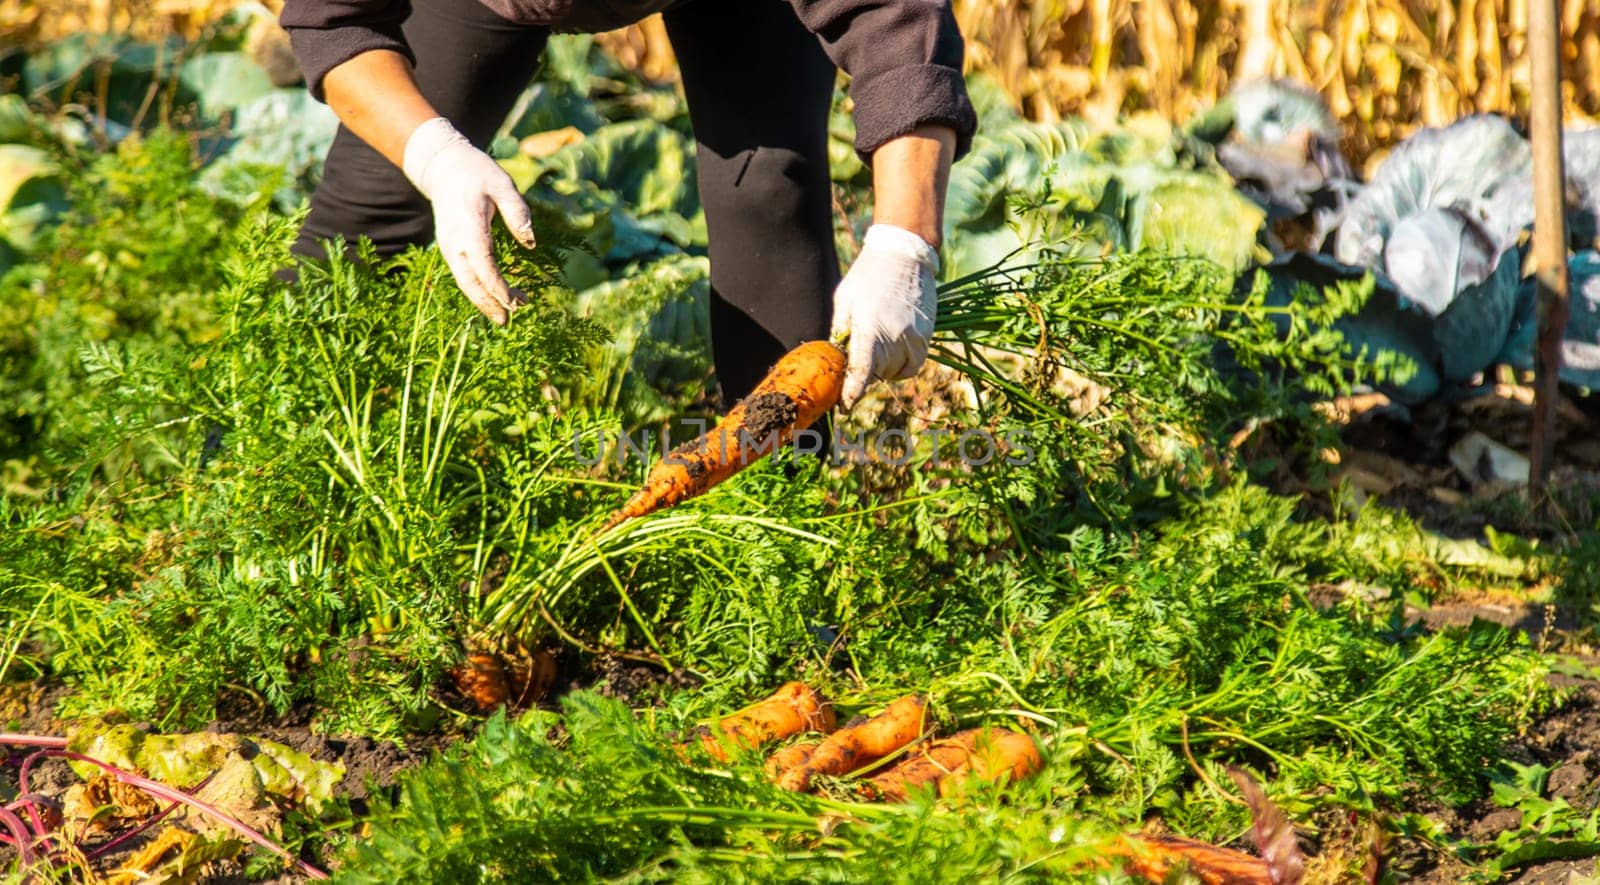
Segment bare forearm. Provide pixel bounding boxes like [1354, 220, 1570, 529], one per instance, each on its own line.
[871, 125, 957, 248]
[321, 49, 439, 167]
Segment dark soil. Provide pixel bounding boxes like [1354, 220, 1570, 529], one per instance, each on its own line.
[740, 391, 800, 441]
[1392, 681, 1600, 884]
[0, 678, 70, 734]
[0, 680, 78, 816]
[1264, 384, 1600, 883]
[200, 692, 457, 806]
[588, 652, 702, 705]
[1511, 682, 1600, 802]
[0, 645, 701, 881]
[1325, 384, 1600, 539]
[1, 682, 456, 881]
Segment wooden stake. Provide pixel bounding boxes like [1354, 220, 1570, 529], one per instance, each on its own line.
[1527, 0, 1569, 497]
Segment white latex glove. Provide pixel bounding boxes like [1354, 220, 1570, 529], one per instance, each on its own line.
[829, 223, 940, 409]
[402, 117, 536, 325]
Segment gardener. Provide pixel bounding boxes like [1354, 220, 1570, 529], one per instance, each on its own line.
[278, 0, 976, 410]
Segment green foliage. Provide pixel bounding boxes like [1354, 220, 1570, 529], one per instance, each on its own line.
[0, 129, 255, 463]
[566, 253, 713, 427]
[1404, 759, 1600, 882]
[0, 131, 614, 732]
[339, 694, 1117, 884]
[346, 498, 1550, 880]
[0, 49, 1588, 884]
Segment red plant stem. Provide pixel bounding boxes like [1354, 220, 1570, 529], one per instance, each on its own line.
[82, 775, 211, 861]
[17, 749, 45, 795]
[8, 794, 53, 846]
[25, 750, 328, 881]
[0, 805, 36, 866]
[0, 735, 68, 749]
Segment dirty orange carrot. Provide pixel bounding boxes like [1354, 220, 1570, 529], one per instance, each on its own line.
[859, 727, 1042, 801]
[604, 340, 846, 529]
[764, 740, 820, 782]
[776, 695, 928, 792]
[1103, 834, 1273, 885]
[857, 732, 972, 801]
[694, 682, 835, 762]
[449, 648, 559, 712]
[507, 648, 558, 706]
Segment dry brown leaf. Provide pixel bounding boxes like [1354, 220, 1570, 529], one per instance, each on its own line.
[103, 826, 193, 885]
[64, 774, 160, 832]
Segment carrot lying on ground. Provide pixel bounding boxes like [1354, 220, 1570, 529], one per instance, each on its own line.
[763, 740, 820, 781]
[775, 695, 928, 792]
[604, 340, 846, 529]
[1102, 834, 1274, 885]
[692, 681, 835, 762]
[858, 727, 1042, 801]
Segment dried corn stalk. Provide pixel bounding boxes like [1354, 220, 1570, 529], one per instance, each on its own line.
[9, 0, 1599, 168]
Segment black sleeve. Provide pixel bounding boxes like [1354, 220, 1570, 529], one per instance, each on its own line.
[786, 0, 977, 160]
[278, 0, 415, 102]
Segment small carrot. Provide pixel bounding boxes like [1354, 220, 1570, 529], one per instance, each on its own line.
[450, 653, 511, 711]
[507, 648, 558, 706]
[776, 695, 928, 792]
[859, 727, 1042, 802]
[449, 648, 559, 711]
[604, 340, 846, 529]
[694, 682, 835, 762]
[1104, 834, 1273, 885]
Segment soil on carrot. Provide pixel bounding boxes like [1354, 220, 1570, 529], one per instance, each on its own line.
[669, 444, 709, 479]
[739, 391, 800, 441]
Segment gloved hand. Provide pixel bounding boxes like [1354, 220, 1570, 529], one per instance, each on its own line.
[829, 223, 940, 409]
[402, 117, 536, 325]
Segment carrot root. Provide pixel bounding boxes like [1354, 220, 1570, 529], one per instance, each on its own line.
[692, 682, 835, 762]
[764, 740, 820, 783]
[450, 653, 511, 711]
[605, 340, 846, 529]
[777, 695, 928, 792]
[449, 649, 558, 712]
[859, 727, 1042, 802]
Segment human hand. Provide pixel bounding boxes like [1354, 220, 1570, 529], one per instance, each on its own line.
[402, 117, 536, 325]
[829, 224, 940, 409]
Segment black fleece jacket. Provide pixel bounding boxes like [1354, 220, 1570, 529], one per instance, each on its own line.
[278, 0, 976, 158]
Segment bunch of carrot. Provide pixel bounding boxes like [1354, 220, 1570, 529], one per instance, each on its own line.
[693, 684, 1307, 885]
[686, 682, 1042, 801]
